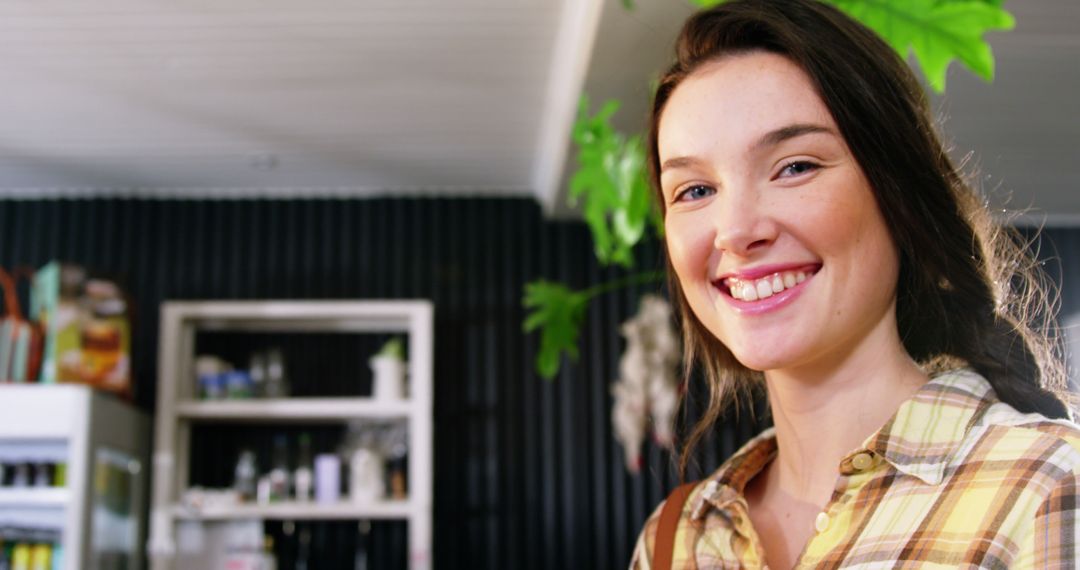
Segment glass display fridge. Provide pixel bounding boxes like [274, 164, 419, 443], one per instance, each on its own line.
[0, 384, 150, 570]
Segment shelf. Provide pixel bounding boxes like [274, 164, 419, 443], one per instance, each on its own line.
[172, 499, 415, 521]
[153, 301, 433, 570]
[175, 398, 413, 422]
[0, 487, 69, 508]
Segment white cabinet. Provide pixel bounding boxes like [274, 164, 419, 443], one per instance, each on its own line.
[147, 301, 433, 570]
[0, 384, 150, 570]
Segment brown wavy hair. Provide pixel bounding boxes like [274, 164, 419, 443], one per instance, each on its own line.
[646, 0, 1072, 478]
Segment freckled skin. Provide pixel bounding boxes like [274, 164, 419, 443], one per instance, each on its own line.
[658, 52, 901, 375]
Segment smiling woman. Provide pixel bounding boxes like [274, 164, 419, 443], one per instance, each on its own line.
[630, 1, 1080, 569]
[660, 53, 901, 377]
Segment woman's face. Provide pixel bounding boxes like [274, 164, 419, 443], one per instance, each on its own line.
[658, 51, 901, 373]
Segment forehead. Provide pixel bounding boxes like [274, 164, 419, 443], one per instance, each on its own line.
[658, 52, 836, 160]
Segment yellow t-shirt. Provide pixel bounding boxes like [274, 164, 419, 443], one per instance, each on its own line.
[630, 369, 1080, 569]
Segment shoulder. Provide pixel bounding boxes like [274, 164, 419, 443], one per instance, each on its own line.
[966, 404, 1080, 565]
[975, 401, 1080, 475]
[953, 400, 1080, 506]
[926, 369, 1080, 481]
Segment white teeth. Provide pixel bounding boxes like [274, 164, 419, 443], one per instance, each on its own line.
[741, 283, 758, 301]
[724, 269, 813, 302]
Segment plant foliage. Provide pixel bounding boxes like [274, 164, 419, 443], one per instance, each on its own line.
[523, 281, 590, 379]
[569, 96, 658, 268]
[687, 0, 1013, 92]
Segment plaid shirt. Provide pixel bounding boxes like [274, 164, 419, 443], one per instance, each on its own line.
[630, 369, 1080, 569]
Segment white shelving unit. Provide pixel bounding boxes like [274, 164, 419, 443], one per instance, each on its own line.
[147, 300, 434, 570]
[0, 487, 71, 508]
[0, 384, 150, 570]
[175, 398, 413, 422]
[172, 500, 414, 521]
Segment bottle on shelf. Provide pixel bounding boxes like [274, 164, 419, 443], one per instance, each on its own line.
[9, 543, 28, 570]
[28, 543, 49, 570]
[349, 432, 384, 503]
[268, 436, 290, 502]
[385, 423, 409, 500]
[49, 545, 61, 570]
[249, 352, 267, 398]
[31, 464, 51, 488]
[52, 463, 65, 487]
[10, 463, 29, 488]
[313, 454, 340, 504]
[225, 370, 253, 400]
[293, 434, 313, 503]
[234, 450, 257, 502]
[263, 349, 289, 399]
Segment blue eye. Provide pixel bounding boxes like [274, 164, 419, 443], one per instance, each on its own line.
[779, 161, 819, 178]
[675, 184, 715, 203]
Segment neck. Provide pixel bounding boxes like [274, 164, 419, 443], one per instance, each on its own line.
[760, 313, 927, 507]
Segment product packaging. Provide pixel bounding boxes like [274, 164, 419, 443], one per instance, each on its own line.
[32, 262, 132, 397]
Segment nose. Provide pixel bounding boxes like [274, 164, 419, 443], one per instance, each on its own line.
[711, 191, 779, 255]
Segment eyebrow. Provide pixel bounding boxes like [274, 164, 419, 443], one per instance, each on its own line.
[753, 123, 834, 151]
[659, 123, 835, 175]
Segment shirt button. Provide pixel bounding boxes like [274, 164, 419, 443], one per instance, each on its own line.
[851, 452, 874, 471]
[814, 511, 830, 533]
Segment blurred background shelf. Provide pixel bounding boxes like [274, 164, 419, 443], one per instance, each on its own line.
[172, 499, 415, 521]
[149, 300, 433, 570]
[175, 398, 412, 422]
[0, 487, 70, 508]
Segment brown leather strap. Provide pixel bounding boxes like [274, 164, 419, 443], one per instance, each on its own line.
[653, 482, 698, 570]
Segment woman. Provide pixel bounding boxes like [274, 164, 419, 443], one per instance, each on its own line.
[631, 1, 1080, 568]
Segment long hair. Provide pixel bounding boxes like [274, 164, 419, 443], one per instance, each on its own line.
[646, 0, 1072, 478]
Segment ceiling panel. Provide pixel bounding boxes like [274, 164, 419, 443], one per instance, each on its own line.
[0, 0, 565, 195]
[0, 0, 1075, 221]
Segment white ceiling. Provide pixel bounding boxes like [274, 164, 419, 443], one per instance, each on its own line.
[0, 0, 1077, 222]
[0, 0, 600, 206]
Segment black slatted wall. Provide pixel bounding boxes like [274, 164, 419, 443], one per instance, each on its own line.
[0, 197, 768, 570]
[5, 199, 1074, 569]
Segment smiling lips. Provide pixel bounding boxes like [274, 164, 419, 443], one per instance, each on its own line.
[726, 270, 807, 301]
[716, 265, 821, 303]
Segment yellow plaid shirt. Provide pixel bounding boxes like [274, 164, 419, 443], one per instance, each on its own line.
[630, 369, 1080, 569]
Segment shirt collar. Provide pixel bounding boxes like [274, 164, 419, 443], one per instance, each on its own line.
[691, 368, 998, 520]
[861, 368, 997, 485]
[691, 427, 777, 520]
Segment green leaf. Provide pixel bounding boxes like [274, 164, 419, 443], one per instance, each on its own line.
[522, 281, 590, 379]
[826, 0, 1014, 92]
[569, 96, 655, 267]
[687, 0, 726, 7]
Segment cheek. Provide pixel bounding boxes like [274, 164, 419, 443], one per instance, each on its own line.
[664, 215, 713, 284]
[812, 181, 899, 288]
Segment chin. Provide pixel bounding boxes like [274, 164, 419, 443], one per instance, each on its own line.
[726, 343, 807, 373]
